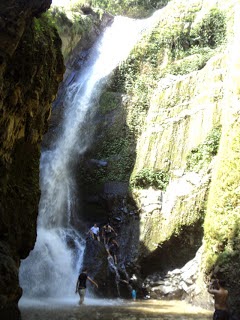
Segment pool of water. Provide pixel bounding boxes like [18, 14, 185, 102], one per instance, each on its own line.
[20, 298, 212, 320]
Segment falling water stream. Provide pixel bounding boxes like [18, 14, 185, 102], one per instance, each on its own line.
[19, 13, 163, 306]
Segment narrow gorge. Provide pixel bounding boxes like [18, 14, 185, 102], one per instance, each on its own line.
[0, 0, 239, 319]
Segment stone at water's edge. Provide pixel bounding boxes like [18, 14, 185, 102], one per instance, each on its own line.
[20, 300, 212, 320]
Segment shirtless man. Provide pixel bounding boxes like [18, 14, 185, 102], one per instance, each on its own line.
[208, 279, 229, 320]
[102, 223, 117, 245]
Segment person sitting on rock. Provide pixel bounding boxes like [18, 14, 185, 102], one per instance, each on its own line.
[88, 223, 100, 241]
[102, 223, 117, 245]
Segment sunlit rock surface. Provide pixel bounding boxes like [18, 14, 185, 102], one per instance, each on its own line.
[72, 0, 239, 315]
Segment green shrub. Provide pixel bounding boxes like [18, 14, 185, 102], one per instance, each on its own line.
[91, 0, 170, 18]
[91, 136, 136, 183]
[50, 7, 72, 27]
[49, 5, 92, 37]
[190, 8, 226, 49]
[131, 168, 170, 190]
[186, 126, 222, 172]
[164, 52, 212, 75]
[144, 7, 226, 66]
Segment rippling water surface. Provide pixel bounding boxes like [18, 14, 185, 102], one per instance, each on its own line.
[20, 299, 212, 320]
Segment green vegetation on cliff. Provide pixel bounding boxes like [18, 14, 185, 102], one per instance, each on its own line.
[84, 2, 227, 194]
[186, 126, 222, 172]
[49, 6, 93, 36]
[48, 4, 106, 60]
[80, 134, 135, 187]
[109, 5, 226, 139]
[95, 3, 226, 199]
[126, 6, 225, 70]
[72, 0, 170, 18]
[68, 0, 238, 308]
[204, 119, 240, 272]
[131, 168, 169, 190]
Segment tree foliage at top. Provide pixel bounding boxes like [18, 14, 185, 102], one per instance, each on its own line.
[74, 0, 170, 18]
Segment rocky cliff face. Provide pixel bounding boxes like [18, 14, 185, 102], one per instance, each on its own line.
[71, 0, 239, 314]
[0, 0, 64, 318]
[2, 0, 238, 316]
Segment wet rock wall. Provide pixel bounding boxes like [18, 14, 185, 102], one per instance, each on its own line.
[0, 0, 64, 318]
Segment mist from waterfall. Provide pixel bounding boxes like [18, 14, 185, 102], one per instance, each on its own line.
[19, 12, 163, 303]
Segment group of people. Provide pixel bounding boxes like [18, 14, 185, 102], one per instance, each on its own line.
[75, 222, 120, 305]
[88, 222, 117, 243]
[75, 270, 139, 306]
[76, 223, 230, 317]
[87, 222, 120, 264]
[75, 272, 230, 315]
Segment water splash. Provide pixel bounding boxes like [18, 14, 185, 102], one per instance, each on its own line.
[20, 227, 85, 297]
[20, 12, 163, 302]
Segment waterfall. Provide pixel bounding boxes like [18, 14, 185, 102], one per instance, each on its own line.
[19, 12, 163, 303]
[107, 256, 121, 296]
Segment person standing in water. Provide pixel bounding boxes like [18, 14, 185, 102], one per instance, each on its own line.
[208, 279, 229, 320]
[120, 274, 138, 301]
[75, 269, 98, 305]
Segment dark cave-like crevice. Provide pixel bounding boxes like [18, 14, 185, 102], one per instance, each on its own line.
[140, 222, 204, 277]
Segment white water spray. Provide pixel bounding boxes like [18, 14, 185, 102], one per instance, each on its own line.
[19, 12, 163, 304]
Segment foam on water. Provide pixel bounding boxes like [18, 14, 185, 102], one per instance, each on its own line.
[19, 297, 124, 308]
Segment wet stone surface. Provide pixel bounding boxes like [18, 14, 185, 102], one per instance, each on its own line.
[20, 300, 212, 320]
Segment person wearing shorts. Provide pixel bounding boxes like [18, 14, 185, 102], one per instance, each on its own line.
[88, 223, 100, 241]
[102, 223, 117, 244]
[75, 269, 98, 305]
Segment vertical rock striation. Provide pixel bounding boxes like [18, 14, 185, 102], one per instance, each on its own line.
[72, 0, 239, 312]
